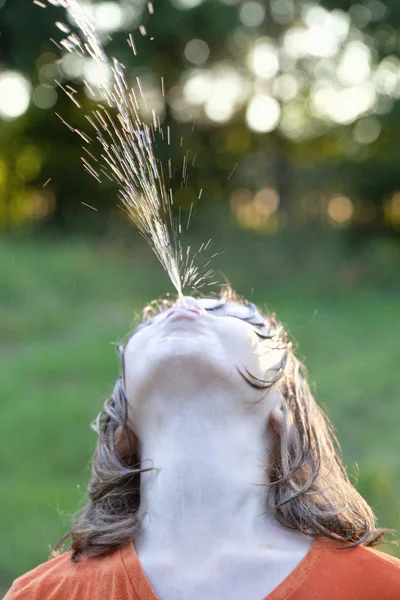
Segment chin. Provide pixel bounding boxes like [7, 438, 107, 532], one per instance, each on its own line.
[152, 335, 217, 371]
[131, 337, 226, 395]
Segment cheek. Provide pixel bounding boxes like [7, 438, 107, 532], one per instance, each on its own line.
[125, 326, 153, 360]
[124, 353, 149, 430]
[215, 319, 282, 379]
[124, 334, 152, 395]
[215, 319, 258, 362]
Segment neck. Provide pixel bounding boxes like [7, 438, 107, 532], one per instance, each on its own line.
[133, 386, 304, 564]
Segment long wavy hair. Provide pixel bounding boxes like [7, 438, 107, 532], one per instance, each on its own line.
[54, 287, 397, 561]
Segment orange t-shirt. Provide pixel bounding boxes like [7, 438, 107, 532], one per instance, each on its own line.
[4, 536, 400, 600]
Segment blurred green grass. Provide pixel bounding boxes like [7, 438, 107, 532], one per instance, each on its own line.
[0, 236, 399, 592]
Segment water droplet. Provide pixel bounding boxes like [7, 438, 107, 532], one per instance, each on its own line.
[55, 21, 71, 34]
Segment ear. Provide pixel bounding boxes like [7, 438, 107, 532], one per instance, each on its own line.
[269, 397, 284, 438]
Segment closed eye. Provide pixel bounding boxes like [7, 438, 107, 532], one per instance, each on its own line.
[227, 316, 270, 337]
[202, 307, 266, 332]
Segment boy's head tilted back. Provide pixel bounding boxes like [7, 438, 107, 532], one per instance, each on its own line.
[55, 286, 390, 561]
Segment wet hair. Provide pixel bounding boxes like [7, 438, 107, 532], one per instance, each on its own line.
[53, 286, 397, 561]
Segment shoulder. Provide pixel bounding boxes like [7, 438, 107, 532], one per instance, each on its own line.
[4, 547, 127, 600]
[365, 544, 400, 568]
[333, 540, 400, 572]
[318, 539, 400, 598]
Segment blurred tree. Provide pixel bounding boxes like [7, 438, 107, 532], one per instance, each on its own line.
[0, 0, 399, 239]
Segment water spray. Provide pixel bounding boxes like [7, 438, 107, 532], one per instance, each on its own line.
[36, 0, 219, 305]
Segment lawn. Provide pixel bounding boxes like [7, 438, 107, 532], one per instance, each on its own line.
[0, 235, 399, 593]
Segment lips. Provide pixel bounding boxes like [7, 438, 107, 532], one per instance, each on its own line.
[167, 306, 201, 319]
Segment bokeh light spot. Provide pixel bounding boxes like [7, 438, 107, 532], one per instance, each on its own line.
[38, 62, 58, 84]
[327, 195, 354, 225]
[373, 57, 400, 97]
[33, 85, 58, 110]
[83, 59, 112, 87]
[246, 95, 281, 133]
[239, 1, 266, 27]
[61, 53, 85, 79]
[337, 42, 371, 86]
[273, 74, 298, 102]
[353, 117, 381, 144]
[253, 187, 280, 214]
[183, 70, 212, 105]
[385, 192, 400, 228]
[348, 4, 371, 28]
[205, 96, 234, 123]
[171, 0, 203, 9]
[167, 86, 193, 122]
[271, 0, 295, 24]
[230, 187, 281, 232]
[248, 38, 279, 79]
[91, 2, 124, 32]
[184, 39, 210, 65]
[311, 82, 376, 125]
[367, 0, 387, 21]
[0, 71, 31, 120]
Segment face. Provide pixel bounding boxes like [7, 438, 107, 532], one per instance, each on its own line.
[123, 296, 285, 425]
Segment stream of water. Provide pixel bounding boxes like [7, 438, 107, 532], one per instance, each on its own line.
[37, 0, 218, 303]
